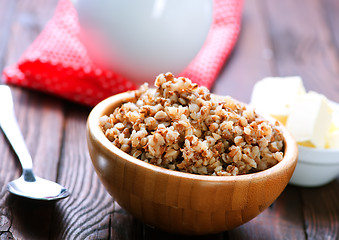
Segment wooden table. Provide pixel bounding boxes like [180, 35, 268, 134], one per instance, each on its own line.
[0, 0, 338, 239]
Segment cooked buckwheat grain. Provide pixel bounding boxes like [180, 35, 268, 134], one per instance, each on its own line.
[100, 73, 284, 176]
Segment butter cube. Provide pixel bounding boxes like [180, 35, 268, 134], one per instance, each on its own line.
[326, 105, 339, 149]
[327, 130, 339, 149]
[286, 92, 332, 148]
[250, 76, 306, 125]
[329, 122, 339, 132]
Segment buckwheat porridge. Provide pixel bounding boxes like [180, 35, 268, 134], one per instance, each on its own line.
[100, 73, 284, 176]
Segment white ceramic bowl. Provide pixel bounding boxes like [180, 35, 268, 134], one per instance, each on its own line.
[289, 146, 339, 187]
[289, 101, 339, 187]
[72, 0, 213, 85]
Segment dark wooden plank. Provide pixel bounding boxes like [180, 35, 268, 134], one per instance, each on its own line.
[212, 0, 275, 104]
[264, 0, 339, 239]
[264, 0, 339, 102]
[323, 0, 339, 74]
[4, 0, 58, 66]
[227, 186, 306, 240]
[1, 90, 65, 240]
[0, 0, 16, 74]
[111, 202, 143, 240]
[0, 1, 17, 232]
[1, 0, 61, 179]
[49, 105, 115, 239]
[142, 226, 224, 240]
[300, 179, 339, 240]
[3, 196, 55, 240]
[213, 1, 306, 239]
[0, 0, 63, 239]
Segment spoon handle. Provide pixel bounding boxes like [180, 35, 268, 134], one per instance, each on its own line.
[0, 86, 33, 171]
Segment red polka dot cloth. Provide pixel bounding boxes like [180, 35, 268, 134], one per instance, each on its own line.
[3, 0, 243, 106]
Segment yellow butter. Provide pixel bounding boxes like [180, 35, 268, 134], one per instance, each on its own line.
[286, 92, 332, 149]
[329, 107, 339, 133]
[329, 122, 339, 132]
[298, 141, 316, 148]
[326, 106, 339, 148]
[250, 76, 305, 125]
[326, 130, 339, 149]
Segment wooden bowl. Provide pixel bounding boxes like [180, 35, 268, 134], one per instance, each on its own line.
[86, 90, 298, 235]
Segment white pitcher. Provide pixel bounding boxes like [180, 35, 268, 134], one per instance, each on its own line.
[72, 0, 213, 85]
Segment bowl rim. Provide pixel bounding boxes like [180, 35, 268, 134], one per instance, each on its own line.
[298, 145, 339, 165]
[87, 90, 298, 183]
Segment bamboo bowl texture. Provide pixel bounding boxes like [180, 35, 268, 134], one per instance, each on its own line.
[86, 91, 298, 235]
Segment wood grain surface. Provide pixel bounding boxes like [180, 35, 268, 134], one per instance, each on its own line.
[0, 0, 338, 239]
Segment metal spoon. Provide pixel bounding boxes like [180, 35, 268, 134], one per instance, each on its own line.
[0, 85, 70, 200]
